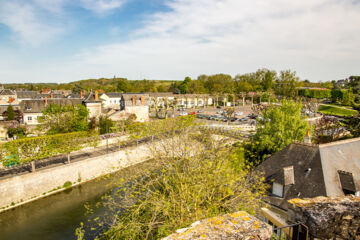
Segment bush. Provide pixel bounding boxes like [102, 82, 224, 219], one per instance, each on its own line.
[77, 120, 267, 240]
[63, 181, 72, 188]
[0, 132, 99, 166]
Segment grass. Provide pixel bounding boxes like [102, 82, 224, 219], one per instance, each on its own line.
[319, 104, 358, 117]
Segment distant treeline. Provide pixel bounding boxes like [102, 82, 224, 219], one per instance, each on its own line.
[3, 69, 359, 99]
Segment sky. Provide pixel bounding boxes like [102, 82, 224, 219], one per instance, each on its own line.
[0, 0, 359, 83]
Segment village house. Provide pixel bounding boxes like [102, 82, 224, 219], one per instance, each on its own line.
[100, 92, 122, 110]
[83, 90, 102, 119]
[20, 98, 83, 125]
[258, 137, 360, 228]
[108, 93, 150, 122]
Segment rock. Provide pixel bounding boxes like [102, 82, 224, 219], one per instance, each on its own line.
[162, 211, 272, 240]
[288, 196, 360, 240]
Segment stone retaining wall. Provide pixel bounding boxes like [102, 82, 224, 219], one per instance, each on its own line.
[0, 142, 152, 212]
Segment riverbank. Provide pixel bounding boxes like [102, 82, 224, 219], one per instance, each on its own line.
[0, 138, 153, 213]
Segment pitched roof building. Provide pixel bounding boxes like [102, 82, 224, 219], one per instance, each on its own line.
[258, 138, 360, 227]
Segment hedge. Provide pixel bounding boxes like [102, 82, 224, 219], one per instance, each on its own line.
[0, 132, 99, 166]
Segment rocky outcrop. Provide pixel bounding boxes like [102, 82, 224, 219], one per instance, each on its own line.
[162, 211, 272, 240]
[288, 196, 360, 240]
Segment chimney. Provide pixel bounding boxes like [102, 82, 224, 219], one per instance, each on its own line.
[132, 96, 136, 106]
[45, 96, 48, 106]
[141, 96, 145, 106]
[304, 130, 311, 144]
[80, 90, 83, 99]
[95, 90, 98, 101]
[50, 92, 54, 98]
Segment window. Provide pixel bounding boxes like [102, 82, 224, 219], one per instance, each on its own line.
[27, 116, 32, 121]
[338, 171, 356, 195]
[272, 182, 284, 197]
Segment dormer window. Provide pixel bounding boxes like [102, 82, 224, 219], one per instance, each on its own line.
[338, 170, 356, 195]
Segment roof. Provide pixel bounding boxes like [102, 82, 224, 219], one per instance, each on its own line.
[258, 138, 360, 210]
[103, 92, 123, 98]
[16, 91, 38, 99]
[20, 99, 83, 113]
[258, 142, 326, 210]
[0, 89, 16, 96]
[84, 91, 103, 103]
[122, 93, 149, 101]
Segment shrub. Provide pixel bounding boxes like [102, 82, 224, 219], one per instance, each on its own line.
[63, 181, 72, 188]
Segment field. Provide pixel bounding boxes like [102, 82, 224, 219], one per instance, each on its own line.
[318, 104, 358, 117]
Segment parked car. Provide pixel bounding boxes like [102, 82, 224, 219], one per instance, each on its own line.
[197, 110, 204, 113]
[178, 107, 186, 111]
[235, 112, 243, 116]
[216, 106, 222, 109]
[217, 110, 224, 114]
[179, 112, 188, 116]
[248, 113, 257, 119]
[189, 112, 196, 115]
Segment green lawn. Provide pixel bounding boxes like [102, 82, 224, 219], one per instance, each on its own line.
[319, 104, 358, 117]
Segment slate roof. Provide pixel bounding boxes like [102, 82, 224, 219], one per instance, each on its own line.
[104, 92, 123, 98]
[84, 91, 103, 103]
[258, 138, 360, 210]
[16, 91, 39, 99]
[20, 99, 83, 113]
[0, 89, 16, 96]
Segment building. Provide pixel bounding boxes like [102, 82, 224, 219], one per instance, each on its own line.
[16, 91, 38, 103]
[148, 93, 213, 109]
[0, 89, 19, 106]
[20, 98, 83, 125]
[83, 91, 102, 119]
[258, 138, 360, 228]
[100, 92, 122, 109]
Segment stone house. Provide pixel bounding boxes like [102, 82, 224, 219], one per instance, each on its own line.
[20, 98, 83, 125]
[83, 91, 103, 119]
[108, 93, 150, 122]
[258, 138, 360, 228]
[100, 92, 122, 110]
[0, 89, 19, 106]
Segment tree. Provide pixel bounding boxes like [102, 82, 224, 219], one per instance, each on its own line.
[342, 89, 355, 106]
[99, 115, 115, 134]
[343, 114, 360, 137]
[77, 118, 267, 240]
[6, 105, 14, 121]
[244, 100, 309, 165]
[275, 70, 300, 98]
[179, 76, 191, 94]
[38, 104, 89, 134]
[117, 79, 133, 92]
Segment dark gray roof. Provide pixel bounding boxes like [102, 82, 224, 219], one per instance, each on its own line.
[16, 91, 39, 99]
[84, 91, 103, 103]
[0, 89, 16, 95]
[34, 94, 65, 99]
[105, 92, 123, 98]
[20, 99, 83, 113]
[258, 142, 327, 210]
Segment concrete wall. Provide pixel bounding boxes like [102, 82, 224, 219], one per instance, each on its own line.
[0, 142, 152, 210]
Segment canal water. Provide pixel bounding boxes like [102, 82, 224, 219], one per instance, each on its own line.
[0, 160, 156, 240]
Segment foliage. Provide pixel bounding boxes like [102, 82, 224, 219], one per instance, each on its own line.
[6, 122, 27, 139]
[78, 123, 267, 240]
[298, 89, 331, 99]
[318, 105, 358, 117]
[244, 100, 309, 165]
[342, 114, 360, 137]
[314, 116, 347, 143]
[99, 116, 115, 135]
[38, 104, 89, 134]
[0, 132, 99, 166]
[275, 70, 301, 97]
[6, 105, 15, 120]
[63, 181, 72, 188]
[342, 89, 355, 106]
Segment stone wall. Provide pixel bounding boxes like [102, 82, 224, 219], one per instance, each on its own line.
[0, 142, 152, 211]
[288, 196, 360, 240]
[162, 211, 272, 240]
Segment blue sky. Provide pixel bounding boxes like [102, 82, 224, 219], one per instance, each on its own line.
[0, 0, 359, 83]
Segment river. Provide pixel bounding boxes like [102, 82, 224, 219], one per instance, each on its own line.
[0, 160, 156, 240]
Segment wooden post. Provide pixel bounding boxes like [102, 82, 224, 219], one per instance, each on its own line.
[67, 153, 71, 164]
[31, 161, 36, 172]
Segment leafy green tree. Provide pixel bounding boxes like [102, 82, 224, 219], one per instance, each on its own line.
[117, 78, 133, 92]
[205, 74, 234, 94]
[99, 115, 115, 134]
[6, 105, 14, 121]
[245, 100, 309, 165]
[342, 89, 355, 106]
[38, 104, 89, 134]
[343, 114, 360, 137]
[275, 70, 300, 97]
[179, 76, 191, 94]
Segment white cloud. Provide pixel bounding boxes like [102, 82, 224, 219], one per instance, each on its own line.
[80, 0, 128, 14]
[0, 1, 65, 46]
[70, 0, 360, 81]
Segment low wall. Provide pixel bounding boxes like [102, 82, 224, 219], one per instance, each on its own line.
[0, 142, 152, 212]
